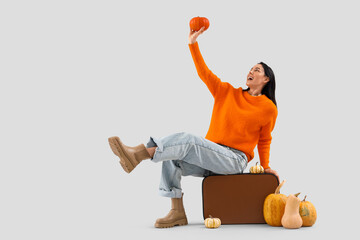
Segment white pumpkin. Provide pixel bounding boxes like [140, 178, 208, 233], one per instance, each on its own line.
[250, 162, 264, 174]
[204, 215, 221, 228]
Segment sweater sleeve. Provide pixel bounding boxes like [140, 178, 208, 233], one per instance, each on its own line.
[188, 41, 226, 98]
[257, 109, 278, 169]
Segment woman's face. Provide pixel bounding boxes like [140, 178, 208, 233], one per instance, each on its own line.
[246, 64, 269, 89]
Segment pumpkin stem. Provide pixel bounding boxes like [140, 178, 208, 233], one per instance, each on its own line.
[209, 215, 213, 218]
[256, 162, 258, 166]
[294, 192, 301, 197]
[303, 195, 307, 202]
[275, 180, 286, 194]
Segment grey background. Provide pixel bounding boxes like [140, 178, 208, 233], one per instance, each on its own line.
[1, 0, 358, 239]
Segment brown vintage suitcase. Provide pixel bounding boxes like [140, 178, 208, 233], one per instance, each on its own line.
[202, 173, 279, 224]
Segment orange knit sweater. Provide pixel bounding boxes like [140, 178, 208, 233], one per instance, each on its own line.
[189, 41, 277, 169]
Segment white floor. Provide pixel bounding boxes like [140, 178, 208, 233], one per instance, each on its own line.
[112, 219, 322, 240]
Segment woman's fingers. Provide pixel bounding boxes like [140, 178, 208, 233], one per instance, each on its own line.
[190, 26, 205, 35]
[193, 27, 205, 38]
[272, 170, 280, 183]
[195, 26, 205, 35]
[189, 26, 206, 44]
[265, 168, 280, 182]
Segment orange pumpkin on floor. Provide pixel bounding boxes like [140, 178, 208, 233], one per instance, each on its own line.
[263, 180, 287, 226]
[189, 16, 210, 31]
[299, 195, 317, 227]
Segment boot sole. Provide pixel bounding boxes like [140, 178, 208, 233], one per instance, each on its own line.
[108, 137, 134, 173]
[154, 218, 188, 228]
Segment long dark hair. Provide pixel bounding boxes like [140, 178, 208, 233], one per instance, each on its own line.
[245, 62, 277, 107]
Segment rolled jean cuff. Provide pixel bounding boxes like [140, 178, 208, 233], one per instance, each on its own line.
[146, 136, 164, 162]
[159, 187, 183, 198]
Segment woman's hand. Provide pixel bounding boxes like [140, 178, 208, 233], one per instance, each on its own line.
[264, 168, 280, 183]
[188, 26, 206, 44]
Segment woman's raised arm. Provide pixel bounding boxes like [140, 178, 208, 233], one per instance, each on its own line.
[188, 27, 226, 98]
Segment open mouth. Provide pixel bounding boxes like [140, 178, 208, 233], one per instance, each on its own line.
[247, 76, 253, 80]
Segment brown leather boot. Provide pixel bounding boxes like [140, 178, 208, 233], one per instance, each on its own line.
[155, 193, 188, 228]
[108, 136, 151, 173]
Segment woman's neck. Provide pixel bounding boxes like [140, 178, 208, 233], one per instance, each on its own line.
[247, 88, 262, 96]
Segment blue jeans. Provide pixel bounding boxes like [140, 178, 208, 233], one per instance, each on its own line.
[146, 132, 248, 198]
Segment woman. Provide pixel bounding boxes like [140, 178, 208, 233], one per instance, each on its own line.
[108, 26, 279, 228]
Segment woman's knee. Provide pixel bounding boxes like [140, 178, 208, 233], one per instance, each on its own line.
[170, 132, 195, 144]
[179, 132, 199, 142]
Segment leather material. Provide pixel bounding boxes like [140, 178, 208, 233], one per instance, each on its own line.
[108, 136, 151, 173]
[202, 173, 279, 224]
[155, 193, 188, 228]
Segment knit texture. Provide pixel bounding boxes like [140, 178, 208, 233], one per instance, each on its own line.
[188, 41, 277, 169]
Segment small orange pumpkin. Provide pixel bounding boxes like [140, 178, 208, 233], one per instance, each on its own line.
[263, 180, 287, 226]
[189, 16, 210, 32]
[299, 195, 317, 227]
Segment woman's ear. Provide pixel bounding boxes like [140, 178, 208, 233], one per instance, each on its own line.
[264, 77, 270, 83]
